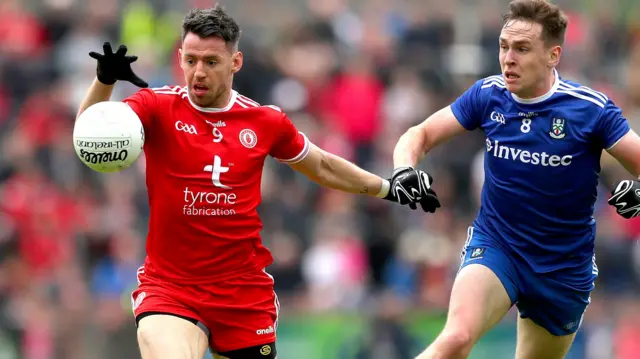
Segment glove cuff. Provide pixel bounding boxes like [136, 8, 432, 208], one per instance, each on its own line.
[96, 73, 116, 85]
[376, 179, 390, 198]
[392, 166, 413, 178]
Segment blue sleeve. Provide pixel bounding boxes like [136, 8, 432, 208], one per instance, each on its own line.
[450, 79, 487, 131]
[594, 100, 630, 150]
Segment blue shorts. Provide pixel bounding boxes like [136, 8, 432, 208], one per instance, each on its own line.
[459, 226, 597, 336]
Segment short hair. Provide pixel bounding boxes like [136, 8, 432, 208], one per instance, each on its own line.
[182, 5, 241, 50]
[503, 0, 568, 46]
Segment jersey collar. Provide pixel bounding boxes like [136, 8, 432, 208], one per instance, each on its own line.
[511, 68, 559, 105]
[187, 90, 238, 113]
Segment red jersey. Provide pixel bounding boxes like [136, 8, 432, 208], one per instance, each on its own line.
[123, 86, 309, 283]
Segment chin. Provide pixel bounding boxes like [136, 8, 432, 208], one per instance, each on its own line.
[506, 83, 522, 95]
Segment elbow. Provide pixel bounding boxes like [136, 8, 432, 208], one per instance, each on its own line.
[402, 126, 430, 152]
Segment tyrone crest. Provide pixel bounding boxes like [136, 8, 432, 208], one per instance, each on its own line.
[549, 118, 566, 139]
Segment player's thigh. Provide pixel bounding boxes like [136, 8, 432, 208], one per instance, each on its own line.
[203, 269, 279, 353]
[515, 267, 592, 359]
[443, 262, 513, 340]
[137, 313, 210, 359]
[515, 316, 576, 359]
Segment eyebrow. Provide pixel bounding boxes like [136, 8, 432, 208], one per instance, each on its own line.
[499, 38, 532, 45]
[183, 53, 221, 59]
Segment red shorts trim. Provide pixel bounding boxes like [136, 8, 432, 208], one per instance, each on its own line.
[131, 266, 280, 352]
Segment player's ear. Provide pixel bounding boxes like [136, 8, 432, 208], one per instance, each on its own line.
[231, 51, 243, 74]
[548, 45, 561, 68]
[178, 48, 183, 68]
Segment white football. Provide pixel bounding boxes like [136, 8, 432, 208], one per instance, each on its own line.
[73, 101, 145, 173]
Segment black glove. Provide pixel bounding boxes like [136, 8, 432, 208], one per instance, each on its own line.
[89, 42, 148, 88]
[383, 166, 441, 213]
[608, 180, 640, 219]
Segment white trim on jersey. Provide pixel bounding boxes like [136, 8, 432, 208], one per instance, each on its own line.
[188, 90, 239, 113]
[605, 132, 629, 151]
[236, 95, 260, 107]
[481, 75, 505, 89]
[558, 81, 608, 103]
[556, 88, 605, 108]
[153, 85, 187, 97]
[511, 68, 560, 104]
[481, 81, 506, 89]
[556, 82, 606, 108]
[275, 132, 310, 164]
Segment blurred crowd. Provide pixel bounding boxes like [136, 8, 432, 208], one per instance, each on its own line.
[1, 0, 640, 358]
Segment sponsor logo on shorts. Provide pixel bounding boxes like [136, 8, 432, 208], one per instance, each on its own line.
[470, 247, 485, 259]
[259, 345, 272, 355]
[256, 325, 275, 335]
[563, 319, 580, 331]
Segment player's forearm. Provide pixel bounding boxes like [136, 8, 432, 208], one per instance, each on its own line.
[393, 126, 428, 168]
[311, 152, 389, 197]
[76, 78, 115, 119]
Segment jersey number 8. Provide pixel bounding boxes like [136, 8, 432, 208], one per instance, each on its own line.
[520, 118, 531, 133]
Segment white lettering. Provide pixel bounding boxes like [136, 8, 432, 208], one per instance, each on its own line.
[175, 121, 198, 134]
[183, 187, 236, 206]
[256, 326, 275, 335]
[509, 147, 522, 160]
[490, 111, 506, 125]
[182, 206, 236, 216]
[75, 139, 131, 150]
[486, 139, 572, 167]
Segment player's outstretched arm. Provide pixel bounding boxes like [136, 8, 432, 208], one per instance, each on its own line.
[287, 144, 440, 212]
[76, 42, 148, 119]
[393, 106, 467, 168]
[288, 143, 390, 197]
[606, 129, 640, 219]
[606, 129, 640, 178]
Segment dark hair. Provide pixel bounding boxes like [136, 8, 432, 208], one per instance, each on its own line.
[182, 4, 241, 50]
[503, 0, 568, 46]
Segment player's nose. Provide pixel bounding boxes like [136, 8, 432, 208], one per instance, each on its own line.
[194, 62, 207, 79]
[503, 51, 517, 65]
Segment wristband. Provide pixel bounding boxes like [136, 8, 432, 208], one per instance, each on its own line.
[376, 179, 390, 198]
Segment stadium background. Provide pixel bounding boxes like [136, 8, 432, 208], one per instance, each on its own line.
[1, 0, 640, 358]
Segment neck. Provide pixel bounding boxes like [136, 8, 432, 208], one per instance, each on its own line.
[529, 68, 555, 98]
[212, 90, 232, 108]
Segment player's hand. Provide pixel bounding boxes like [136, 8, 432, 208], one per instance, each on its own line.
[608, 180, 640, 219]
[89, 42, 148, 88]
[383, 166, 441, 213]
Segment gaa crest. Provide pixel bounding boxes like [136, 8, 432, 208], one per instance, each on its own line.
[549, 118, 566, 139]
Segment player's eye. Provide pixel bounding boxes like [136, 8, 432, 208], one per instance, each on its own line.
[208, 60, 217, 66]
[185, 59, 195, 65]
[518, 47, 528, 52]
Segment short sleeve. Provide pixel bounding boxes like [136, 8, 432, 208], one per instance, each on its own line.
[450, 79, 488, 131]
[270, 112, 310, 163]
[594, 100, 630, 150]
[122, 88, 157, 133]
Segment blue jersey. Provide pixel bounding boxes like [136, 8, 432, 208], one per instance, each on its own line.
[451, 70, 630, 273]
